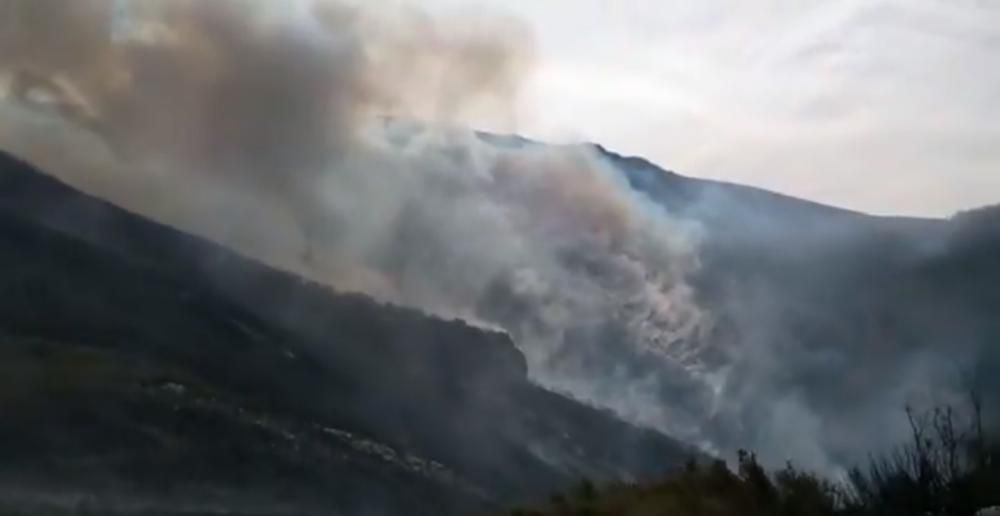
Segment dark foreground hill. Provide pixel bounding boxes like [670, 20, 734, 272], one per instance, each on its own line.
[0, 151, 694, 515]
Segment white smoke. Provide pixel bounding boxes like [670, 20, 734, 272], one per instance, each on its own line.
[0, 0, 715, 452]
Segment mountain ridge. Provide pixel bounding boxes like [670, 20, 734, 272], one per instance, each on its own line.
[0, 149, 695, 515]
[0, 127, 997, 510]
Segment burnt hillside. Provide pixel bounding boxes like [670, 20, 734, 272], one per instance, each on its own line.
[0, 151, 693, 516]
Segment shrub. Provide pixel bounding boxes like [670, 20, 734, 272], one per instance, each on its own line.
[510, 394, 998, 516]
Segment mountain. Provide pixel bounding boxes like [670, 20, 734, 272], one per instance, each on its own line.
[451, 133, 998, 471]
[593, 145, 1000, 469]
[1, 133, 996, 514]
[0, 150, 694, 515]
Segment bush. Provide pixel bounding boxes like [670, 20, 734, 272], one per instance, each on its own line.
[510, 396, 998, 516]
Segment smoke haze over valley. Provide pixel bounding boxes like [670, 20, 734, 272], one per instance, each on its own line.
[0, 0, 998, 503]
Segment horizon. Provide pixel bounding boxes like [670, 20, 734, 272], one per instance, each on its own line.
[422, 0, 1000, 218]
[0, 102, 985, 222]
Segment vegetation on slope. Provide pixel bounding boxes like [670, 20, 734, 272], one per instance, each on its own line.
[510, 399, 1000, 516]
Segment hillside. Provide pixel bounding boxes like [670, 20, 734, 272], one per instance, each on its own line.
[0, 134, 996, 512]
[0, 151, 694, 515]
[580, 145, 1000, 470]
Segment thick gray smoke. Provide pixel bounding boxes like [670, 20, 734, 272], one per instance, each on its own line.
[4, 0, 986, 477]
[0, 0, 714, 455]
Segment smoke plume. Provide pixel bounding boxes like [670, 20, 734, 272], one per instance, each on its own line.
[0, 0, 714, 458]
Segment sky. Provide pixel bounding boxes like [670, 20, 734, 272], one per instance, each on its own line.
[425, 0, 1000, 217]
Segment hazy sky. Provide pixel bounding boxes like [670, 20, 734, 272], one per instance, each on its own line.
[426, 0, 999, 217]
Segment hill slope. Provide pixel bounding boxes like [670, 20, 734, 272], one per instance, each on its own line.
[0, 151, 695, 515]
[589, 145, 1000, 470]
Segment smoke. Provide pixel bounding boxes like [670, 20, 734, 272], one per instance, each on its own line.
[7, 0, 984, 478]
[1, 0, 533, 195]
[0, 0, 713, 458]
